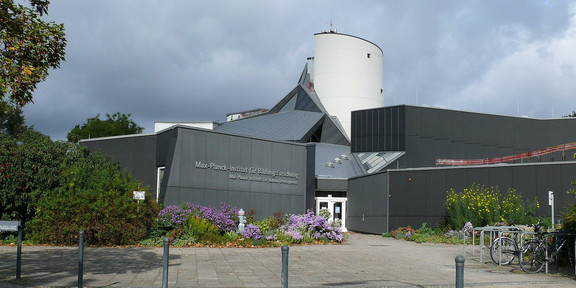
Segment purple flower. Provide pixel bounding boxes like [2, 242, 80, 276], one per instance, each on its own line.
[405, 231, 412, 239]
[279, 210, 342, 243]
[156, 202, 240, 233]
[463, 222, 473, 235]
[241, 224, 261, 239]
[288, 230, 303, 241]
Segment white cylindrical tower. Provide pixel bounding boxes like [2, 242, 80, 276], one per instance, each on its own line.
[312, 32, 383, 139]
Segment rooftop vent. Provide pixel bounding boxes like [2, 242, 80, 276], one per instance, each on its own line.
[325, 161, 335, 168]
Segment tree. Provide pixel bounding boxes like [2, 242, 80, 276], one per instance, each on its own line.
[67, 112, 144, 143]
[29, 149, 160, 245]
[563, 111, 576, 118]
[0, 130, 70, 223]
[0, 101, 28, 135]
[1, 0, 67, 106]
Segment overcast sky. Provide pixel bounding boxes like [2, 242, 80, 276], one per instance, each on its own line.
[24, 0, 576, 140]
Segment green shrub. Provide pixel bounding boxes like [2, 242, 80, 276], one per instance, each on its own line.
[445, 184, 538, 229]
[254, 211, 286, 235]
[390, 226, 417, 240]
[0, 130, 70, 225]
[501, 189, 539, 225]
[182, 215, 220, 242]
[563, 180, 576, 233]
[223, 231, 240, 242]
[446, 184, 500, 229]
[28, 150, 160, 245]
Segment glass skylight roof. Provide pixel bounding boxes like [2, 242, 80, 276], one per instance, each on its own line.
[354, 151, 404, 173]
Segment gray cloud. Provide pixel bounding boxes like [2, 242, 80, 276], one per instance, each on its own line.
[23, 0, 576, 140]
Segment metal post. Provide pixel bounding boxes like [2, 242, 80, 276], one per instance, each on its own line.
[455, 255, 465, 288]
[549, 191, 555, 232]
[462, 234, 466, 256]
[281, 245, 289, 288]
[16, 225, 22, 280]
[162, 238, 169, 288]
[78, 230, 84, 288]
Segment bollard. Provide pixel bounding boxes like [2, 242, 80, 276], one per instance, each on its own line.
[16, 225, 22, 280]
[281, 245, 289, 288]
[462, 234, 466, 256]
[78, 230, 84, 288]
[162, 238, 169, 288]
[455, 255, 465, 288]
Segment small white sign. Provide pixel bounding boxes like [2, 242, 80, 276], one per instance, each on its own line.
[0, 221, 20, 231]
[133, 191, 146, 200]
[548, 191, 554, 206]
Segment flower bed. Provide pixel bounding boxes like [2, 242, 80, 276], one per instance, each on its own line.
[141, 203, 344, 247]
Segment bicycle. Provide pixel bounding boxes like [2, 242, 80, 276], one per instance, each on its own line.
[489, 227, 522, 265]
[519, 228, 574, 273]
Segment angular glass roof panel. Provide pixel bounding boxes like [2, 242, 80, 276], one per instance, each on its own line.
[354, 151, 405, 173]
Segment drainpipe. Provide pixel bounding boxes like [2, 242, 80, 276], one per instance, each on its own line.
[386, 170, 390, 233]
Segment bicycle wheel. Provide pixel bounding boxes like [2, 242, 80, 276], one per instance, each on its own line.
[519, 241, 546, 273]
[490, 237, 517, 265]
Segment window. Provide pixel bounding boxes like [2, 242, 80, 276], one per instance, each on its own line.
[156, 167, 165, 201]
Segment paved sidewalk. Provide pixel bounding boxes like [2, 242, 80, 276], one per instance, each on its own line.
[1, 233, 575, 287]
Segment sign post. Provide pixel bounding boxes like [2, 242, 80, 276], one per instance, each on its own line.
[133, 191, 145, 205]
[549, 191, 555, 231]
[0, 221, 22, 279]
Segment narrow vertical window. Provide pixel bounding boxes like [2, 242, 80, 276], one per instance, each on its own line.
[156, 167, 165, 201]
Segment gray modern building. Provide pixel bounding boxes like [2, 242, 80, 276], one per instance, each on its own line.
[81, 31, 576, 234]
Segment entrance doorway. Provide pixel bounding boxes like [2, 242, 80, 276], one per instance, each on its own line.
[315, 196, 347, 232]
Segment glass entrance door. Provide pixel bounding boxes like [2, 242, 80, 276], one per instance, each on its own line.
[315, 196, 347, 232]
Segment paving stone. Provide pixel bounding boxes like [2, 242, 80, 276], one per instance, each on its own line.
[1, 233, 576, 287]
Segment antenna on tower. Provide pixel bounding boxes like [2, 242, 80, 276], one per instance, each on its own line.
[329, 20, 337, 33]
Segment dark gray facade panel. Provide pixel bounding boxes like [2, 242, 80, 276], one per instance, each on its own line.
[467, 168, 490, 186]
[81, 135, 157, 194]
[347, 216, 387, 234]
[404, 171, 426, 216]
[156, 129, 177, 167]
[348, 162, 576, 234]
[305, 145, 316, 210]
[204, 189, 230, 208]
[511, 166, 537, 201]
[388, 173, 406, 219]
[228, 191, 250, 212]
[347, 172, 387, 234]
[417, 108, 433, 138]
[489, 166, 513, 189]
[316, 179, 348, 191]
[228, 137, 253, 192]
[425, 169, 447, 218]
[352, 106, 576, 168]
[444, 168, 469, 195]
[449, 141, 467, 160]
[89, 127, 313, 218]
